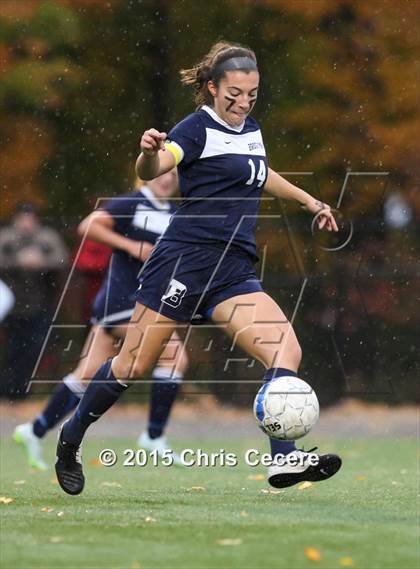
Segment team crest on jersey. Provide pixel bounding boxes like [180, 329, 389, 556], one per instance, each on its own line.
[161, 278, 187, 308]
[248, 141, 264, 151]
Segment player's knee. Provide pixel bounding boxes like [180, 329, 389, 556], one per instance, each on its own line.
[112, 356, 149, 382]
[130, 359, 151, 379]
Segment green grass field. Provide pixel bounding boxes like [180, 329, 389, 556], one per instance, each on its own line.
[0, 435, 418, 569]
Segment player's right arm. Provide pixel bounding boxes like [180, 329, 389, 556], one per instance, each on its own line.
[78, 211, 153, 262]
[135, 128, 177, 180]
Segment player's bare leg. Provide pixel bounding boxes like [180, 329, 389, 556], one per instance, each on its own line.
[212, 291, 342, 488]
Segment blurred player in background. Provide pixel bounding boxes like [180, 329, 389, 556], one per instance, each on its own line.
[56, 41, 342, 495]
[14, 172, 188, 469]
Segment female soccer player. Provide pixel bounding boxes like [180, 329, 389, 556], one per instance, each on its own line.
[14, 172, 188, 469]
[56, 41, 342, 495]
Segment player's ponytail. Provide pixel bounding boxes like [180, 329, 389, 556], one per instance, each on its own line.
[180, 41, 257, 109]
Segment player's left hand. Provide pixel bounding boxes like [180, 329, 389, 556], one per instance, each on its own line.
[301, 198, 339, 232]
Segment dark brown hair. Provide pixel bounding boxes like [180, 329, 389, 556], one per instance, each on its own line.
[180, 41, 257, 108]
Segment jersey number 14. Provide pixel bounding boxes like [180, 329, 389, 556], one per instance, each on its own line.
[245, 159, 266, 187]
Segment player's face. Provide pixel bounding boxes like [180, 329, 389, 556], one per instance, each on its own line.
[209, 70, 259, 127]
[148, 169, 178, 199]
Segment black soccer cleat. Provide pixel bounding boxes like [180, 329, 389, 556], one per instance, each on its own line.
[55, 423, 85, 495]
[268, 447, 342, 489]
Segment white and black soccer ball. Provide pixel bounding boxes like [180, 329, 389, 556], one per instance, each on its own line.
[253, 376, 319, 440]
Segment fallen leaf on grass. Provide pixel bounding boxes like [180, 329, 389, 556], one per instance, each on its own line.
[298, 481, 314, 490]
[144, 516, 156, 523]
[41, 507, 54, 513]
[240, 511, 249, 517]
[339, 557, 355, 566]
[50, 477, 59, 485]
[100, 481, 122, 488]
[131, 562, 141, 569]
[355, 475, 366, 481]
[247, 474, 265, 481]
[217, 539, 242, 546]
[57, 511, 64, 517]
[13, 480, 26, 485]
[304, 547, 321, 562]
[49, 536, 63, 544]
[391, 481, 402, 486]
[89, 457, 102, 467]
[0, 497, 13, 504]
[187, 486, 205, 492]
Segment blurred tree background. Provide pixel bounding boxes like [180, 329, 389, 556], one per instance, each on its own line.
[0, 0, 418, 404]
[1, 0, 418, 215]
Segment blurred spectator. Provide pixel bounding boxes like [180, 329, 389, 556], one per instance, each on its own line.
[0, 203, 68, 399]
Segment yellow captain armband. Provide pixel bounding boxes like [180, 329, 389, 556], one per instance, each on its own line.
[164, 141, 184, 166]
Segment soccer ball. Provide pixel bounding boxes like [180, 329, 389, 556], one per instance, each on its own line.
[253, 376, 319, 440]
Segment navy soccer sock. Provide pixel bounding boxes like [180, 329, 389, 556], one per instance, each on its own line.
[263, 367, 297, 458]
[62, 359, 128, 446]
[148, 367, 182, 439]
[33, 381, 80, 438]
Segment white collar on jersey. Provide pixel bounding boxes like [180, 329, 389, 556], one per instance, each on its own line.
[140, 186, 171, 211]
[202, 105, 245, 132]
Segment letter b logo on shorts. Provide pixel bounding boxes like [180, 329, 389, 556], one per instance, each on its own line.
[161, 278, 187, 308]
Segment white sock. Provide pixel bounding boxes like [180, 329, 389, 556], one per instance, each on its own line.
[62, 373, 86, 398]
[152, 366, 183, 384]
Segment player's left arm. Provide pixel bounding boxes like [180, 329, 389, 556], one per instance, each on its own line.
[264, 167, 338, 232]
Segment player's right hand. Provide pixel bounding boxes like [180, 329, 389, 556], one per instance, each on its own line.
[140, 129, 167, 156]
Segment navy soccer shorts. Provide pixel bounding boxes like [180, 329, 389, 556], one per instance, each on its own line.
[135, 240, 263, 322]
[91, 280, 135, 327]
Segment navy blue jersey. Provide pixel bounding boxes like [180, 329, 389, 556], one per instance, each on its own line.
[162, 105, 268, 261]
[100, 187, 175, 289]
